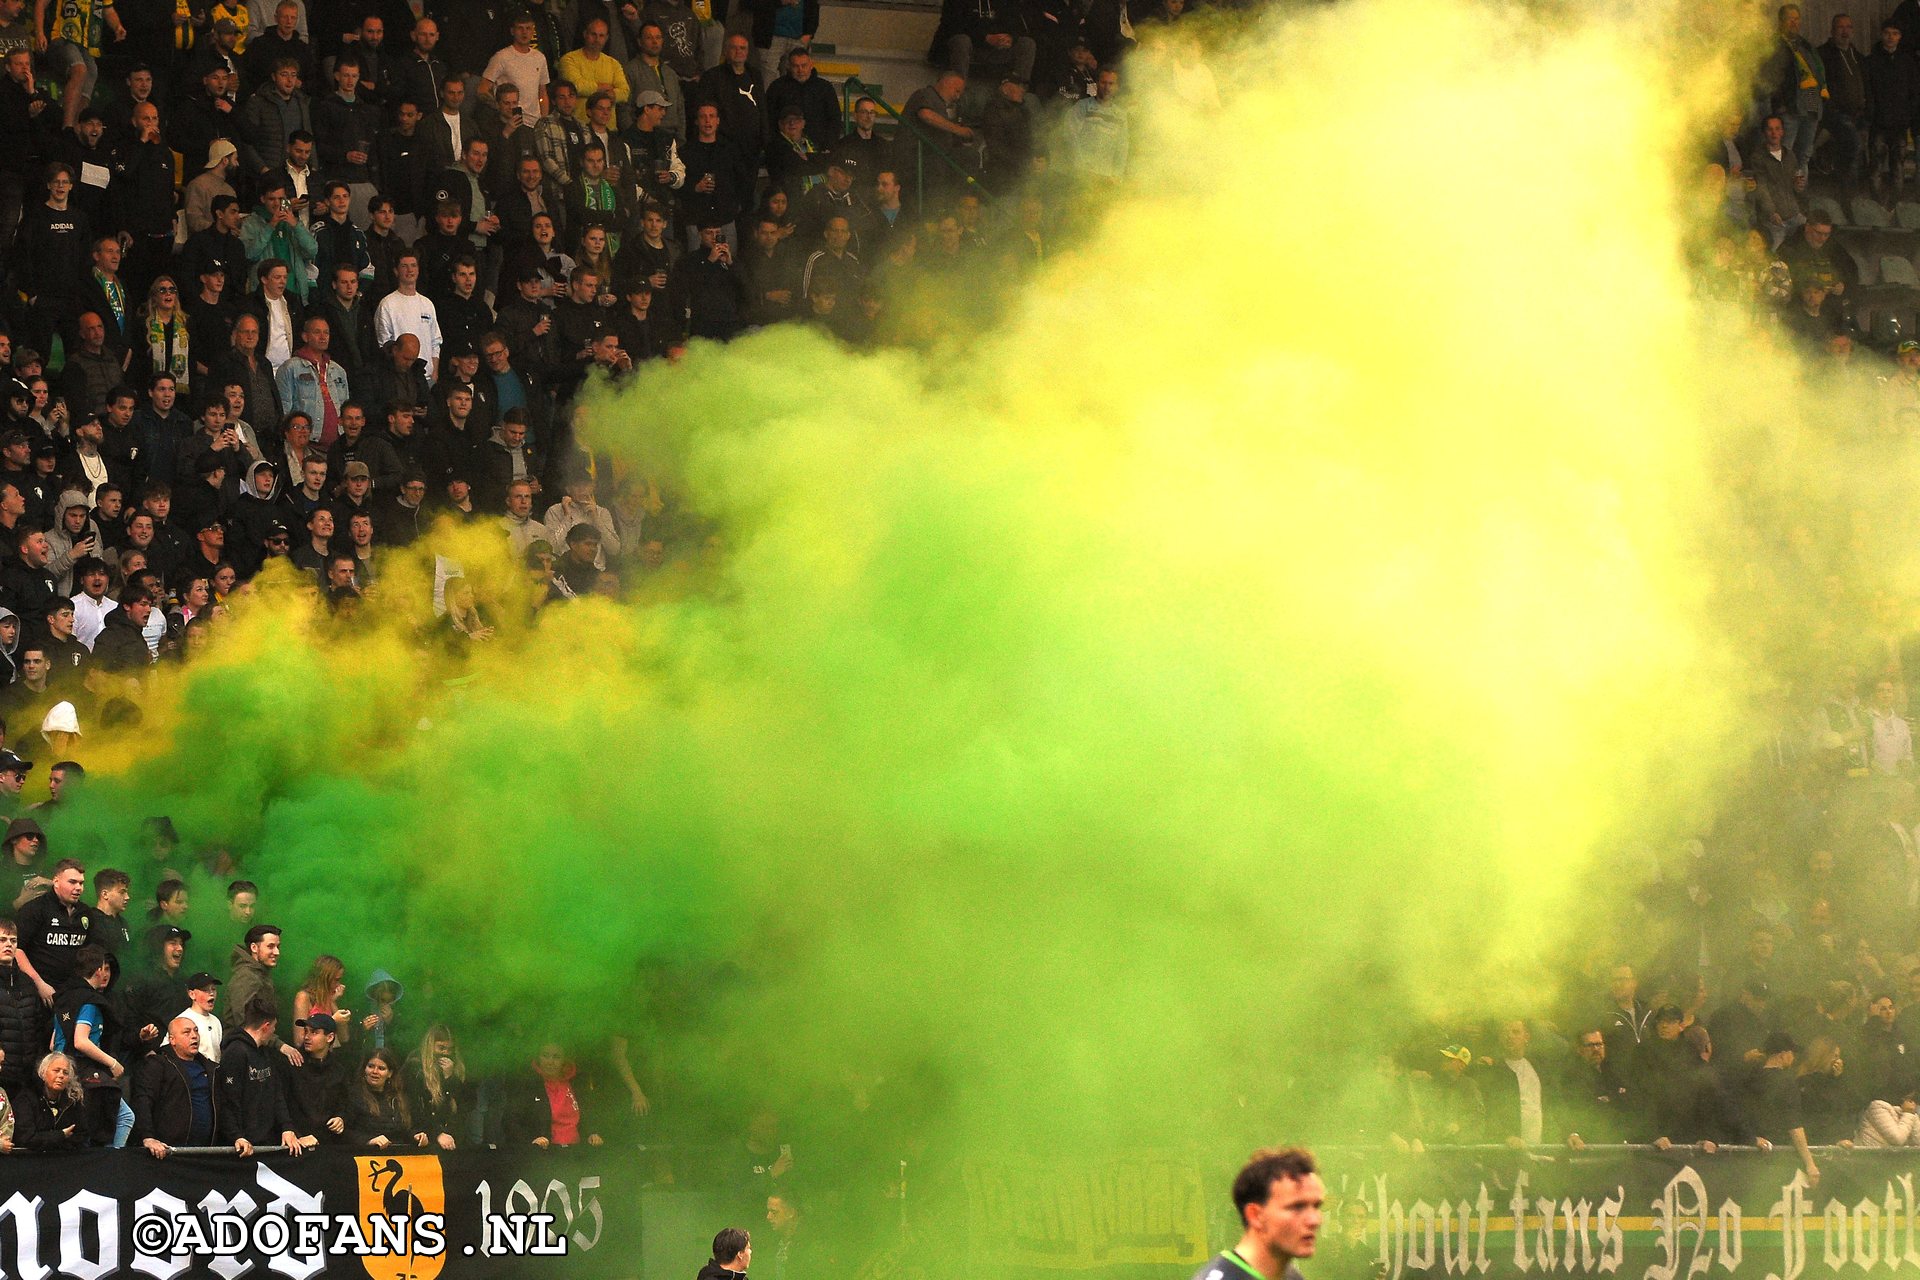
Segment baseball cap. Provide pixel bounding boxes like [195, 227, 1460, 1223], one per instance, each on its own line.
[343, 461, 371, 480]
[295, 1012, 338, 1033]
[205, 138, 237, 171]
[1439, 1044, 1471, 1065]
[0, 751, 35, 775]
[212, 17, 237, 33]
[636, 89, 669, 108]
[186, 970, 221, 990]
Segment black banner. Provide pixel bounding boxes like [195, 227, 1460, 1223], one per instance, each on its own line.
[0, 1147, 642, 1278]
[1336, 1147, 1920, 1280]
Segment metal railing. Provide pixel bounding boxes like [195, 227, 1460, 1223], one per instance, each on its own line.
[840, 74, 991, 210]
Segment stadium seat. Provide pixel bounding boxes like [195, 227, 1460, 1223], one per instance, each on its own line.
[1883, 256, 1920, 286]
[1852, 196, 1895, 228]
[1899, 202, 1920, 230]
[1811, 195, 1847, 226]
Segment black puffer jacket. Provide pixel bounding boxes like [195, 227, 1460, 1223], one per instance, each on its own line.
[0, 963, 43, 1090]
[90, 605, 154, 674]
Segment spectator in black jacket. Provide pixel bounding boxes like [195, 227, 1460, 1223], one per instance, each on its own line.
[133, 1016, 241, 1156]
[115, 104, 182, 300]
[936, 0, 1035, 86]
[9, 1051, 88, 1149]
[216, 999, 302, 1155]
[0, 49, 53, 253]
[346, 1046, 426, 1147]
[0, 920, 41, 1096]
[503, 1041, 603, 1146]
[699, 35, 764, 153]
[763, 49, 836, 150]
[313, 56, 382, 224]
[285, 1012, 348, 1146]
[1866, 22, 1916, 197]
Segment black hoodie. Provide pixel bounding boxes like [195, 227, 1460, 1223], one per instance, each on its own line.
[217, 1024, 295, 1144]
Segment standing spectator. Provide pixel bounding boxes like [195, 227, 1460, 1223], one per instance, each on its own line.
[764, 49, 835, 150]
[215, 999, 302, 1155]
[699, 32, 763, 153]
[560, 20, 629, 114]
[1561, 1026, 1630, 1145]
[1865, 21, 1914, 198]
[374, 254, 443, 382]
[0, 921, 40, 1098]
[504, 1041, 603, 1146]
[243, 1, 312, 90]
[377, 105, 433, 243]
[680, 103, 756, 249]
[390, 16, 447, 131]
[240, 182, 319, 301]
[14, 165, 94, 361]
[276, 316, 349, 444]
[237, 57, 311, 177]
[1869, 676, 1913, 775]
[313, 58, 382, 224]
[246, 262, 305, 376]
[1744, 1031, 1822, 1187]
[0, 49, 52, 250]
[14, 857, 87, 1003]
[1820, 15, 1867, 192]
[630, 22, 685, 138]
[481, 15, 552, 123]
[132, 1016, 240, 1156]
[346, 1047, 424, 1147]
[314, 265, 379, 395]
[284, 1012, 347, 1147]
[402, 1024, 467, 1149]
[37, 0, 127, 129]
[183, 142, 241, 238]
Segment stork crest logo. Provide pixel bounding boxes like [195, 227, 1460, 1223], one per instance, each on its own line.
[356, 1154, 447, 1280]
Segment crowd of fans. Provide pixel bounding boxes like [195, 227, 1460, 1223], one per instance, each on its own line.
[1344, 1, 1920, 1189]
[0, 0, 1196, 1197]
[0, 0, 1169, 722]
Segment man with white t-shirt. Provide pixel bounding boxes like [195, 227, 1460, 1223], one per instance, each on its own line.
[481, 15, 550, 122]
[373, 251, 443, 382]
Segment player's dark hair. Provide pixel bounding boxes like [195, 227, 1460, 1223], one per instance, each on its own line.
[1231, 1148, 1317, 1225]
[712, 1229, 750, 1262]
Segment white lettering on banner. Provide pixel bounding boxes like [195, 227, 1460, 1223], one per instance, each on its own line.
[59, 1190, 119, 1280]
[0, 1191, 52, 1280]
[1767, 1170, 1813, 1280]
[195, 1189, 258, 1280]
[1373, 1175, 1490, 1280]
[1648, 1166, 1713, 1280]
[254, 1162, 325, 1280]
[129, 1189, 191, 1280]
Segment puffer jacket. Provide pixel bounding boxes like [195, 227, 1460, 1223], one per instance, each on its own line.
[0, 963, 43, 1091]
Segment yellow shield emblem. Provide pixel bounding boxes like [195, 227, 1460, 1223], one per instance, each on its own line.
[355, 1155, 447, 1280]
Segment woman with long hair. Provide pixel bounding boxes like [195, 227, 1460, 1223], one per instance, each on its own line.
[403, 1024, 469, 1150]
[292, 954, 351, 1045]
[138, 276, 191, 394]
[575, 225, 616, 298]
[346, 1048, 426, 1148]
[25, 377, 67, 438]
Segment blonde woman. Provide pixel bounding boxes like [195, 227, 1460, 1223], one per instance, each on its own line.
[139, 276, 192, 394]
[403, 1024, 468, 1150]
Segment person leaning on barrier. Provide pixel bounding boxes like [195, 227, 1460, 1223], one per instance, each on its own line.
[9, 1052, 89, 1149]
[216, 997, 303, 1157]
[132, 1016, 240, 1158]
